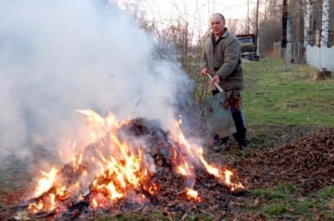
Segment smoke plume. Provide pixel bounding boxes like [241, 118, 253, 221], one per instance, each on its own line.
[0, 0, 194, 160]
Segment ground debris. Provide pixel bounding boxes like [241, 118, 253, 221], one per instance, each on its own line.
[237, 128, 334, 193]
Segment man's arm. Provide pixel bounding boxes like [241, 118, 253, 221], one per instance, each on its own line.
[201, 49, 209, 71]
[200, 46, 210, 75]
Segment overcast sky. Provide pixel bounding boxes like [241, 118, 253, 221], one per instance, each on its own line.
[150, 0, 251, 19]
[115, 0, 255, 36]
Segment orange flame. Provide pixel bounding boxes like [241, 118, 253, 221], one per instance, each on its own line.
[185, 187, 203, 202]
[170, 119, 244, 191]
[27, 110, 244, 213]
[34, 167, 58, 198]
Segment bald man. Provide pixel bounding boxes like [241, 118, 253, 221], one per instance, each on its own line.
[201, 13, 249, 152]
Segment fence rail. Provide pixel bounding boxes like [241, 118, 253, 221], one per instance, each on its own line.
[306, 45, 334, 71]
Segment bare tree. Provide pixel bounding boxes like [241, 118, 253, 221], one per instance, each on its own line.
[262, 0, 282, 23]
[303, 0, 314, 47]
[226, 19, 239, 34]
[258, 0, 282, 56]
[285, 11, 292, 70]
[321, 0, 330, 46]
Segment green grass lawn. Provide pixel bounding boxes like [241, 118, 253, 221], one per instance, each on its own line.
[251, 184, 334, 220]
[242, 58, 334, 127]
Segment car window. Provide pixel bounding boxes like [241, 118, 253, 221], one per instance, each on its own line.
[238, 38, 253, 44]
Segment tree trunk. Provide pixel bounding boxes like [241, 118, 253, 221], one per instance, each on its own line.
[282, 0, 288, 49]
[285, 12, 292, 70]
[304, 0, 311, 48]
[321, 0, 329, 46]
[255, 0, 260, 54]
[282, 0, 292, 70]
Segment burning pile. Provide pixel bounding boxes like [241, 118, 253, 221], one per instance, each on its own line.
[19, 110, 245, 219]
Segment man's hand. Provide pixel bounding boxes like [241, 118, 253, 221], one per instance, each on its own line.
[201, 68, 209, 76]
[211, 75, 220, 85]
[209, 75, 220, 89]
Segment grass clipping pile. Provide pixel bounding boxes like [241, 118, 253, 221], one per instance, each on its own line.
[237, 128, 334, 193]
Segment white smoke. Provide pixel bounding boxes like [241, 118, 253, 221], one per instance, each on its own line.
[0, 0, 193, 159]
